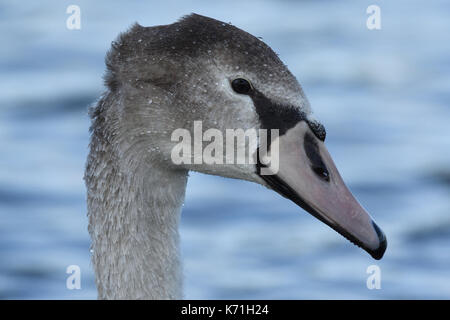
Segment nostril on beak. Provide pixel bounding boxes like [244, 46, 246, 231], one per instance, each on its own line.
[304, 132, 330, 182]
[312, 165, 330, 182]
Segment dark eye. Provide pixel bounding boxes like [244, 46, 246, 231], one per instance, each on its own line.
[231, 78, 252, 94]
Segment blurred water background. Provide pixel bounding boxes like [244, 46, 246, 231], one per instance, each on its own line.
[0, 0, 449, 299]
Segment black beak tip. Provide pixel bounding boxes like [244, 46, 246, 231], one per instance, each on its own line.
[368, 221, 387, 260]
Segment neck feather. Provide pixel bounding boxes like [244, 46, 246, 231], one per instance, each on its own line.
[85, 116, 188, 299]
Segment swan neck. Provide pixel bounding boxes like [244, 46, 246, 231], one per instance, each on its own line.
[86, 133, 188, 299]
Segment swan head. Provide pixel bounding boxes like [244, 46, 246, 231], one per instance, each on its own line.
[103, 13, 386, 260]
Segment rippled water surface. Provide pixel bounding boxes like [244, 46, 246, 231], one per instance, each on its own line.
[0, 0, 449, 299]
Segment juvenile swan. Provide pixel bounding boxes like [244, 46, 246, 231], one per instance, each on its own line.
[85, 14, 387, 299]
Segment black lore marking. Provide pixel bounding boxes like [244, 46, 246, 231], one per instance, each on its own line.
[250, 90, 305, 136]
[249, 90, 326, 141]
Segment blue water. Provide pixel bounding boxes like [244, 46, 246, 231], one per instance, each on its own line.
[1, 0, 449, 299]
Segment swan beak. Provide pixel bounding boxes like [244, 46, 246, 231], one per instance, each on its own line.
[258, 121, 387, 259]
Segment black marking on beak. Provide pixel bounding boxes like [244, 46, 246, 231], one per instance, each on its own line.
[307, 120, 326, 141]
[371, 221, 388, 260]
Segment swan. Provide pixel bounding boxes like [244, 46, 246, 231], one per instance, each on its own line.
[85, 13, 387, 299]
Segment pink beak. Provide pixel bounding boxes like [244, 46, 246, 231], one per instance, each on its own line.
[258, 121, 387, 259]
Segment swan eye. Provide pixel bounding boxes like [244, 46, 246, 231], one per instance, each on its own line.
[231, 78, 252, 94]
